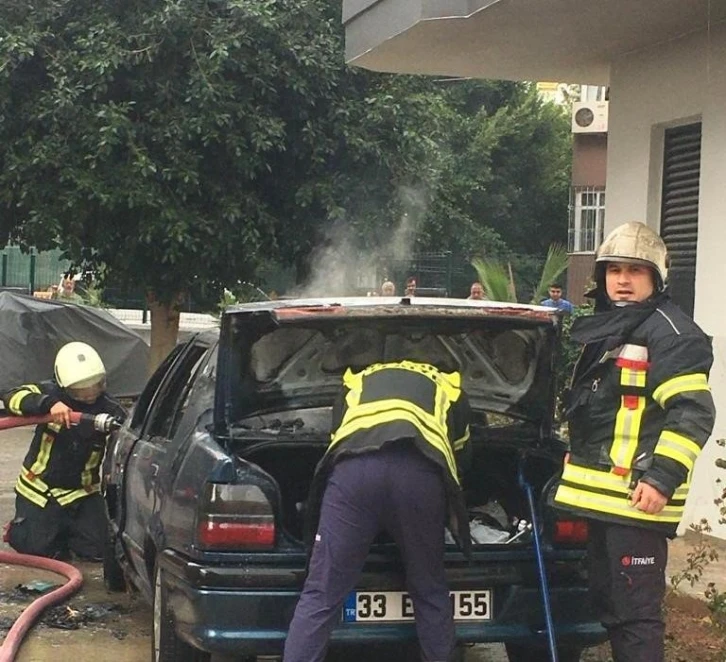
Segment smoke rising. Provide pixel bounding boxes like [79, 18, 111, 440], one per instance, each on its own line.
[294, 186, 428, 298]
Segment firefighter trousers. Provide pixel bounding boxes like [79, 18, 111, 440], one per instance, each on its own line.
[7, 492, 108, 560]
[587, 519, 668, 662]
[283, 442, 454, 662]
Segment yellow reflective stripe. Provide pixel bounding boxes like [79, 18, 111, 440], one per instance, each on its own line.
[620, 367, 647, 388]
[81, 451, 101, 488]
[335, 398, 451, 448]
[8, 385, 41, 414]
[652, 373, 710, 408]
[610, 396, 646, 470]
[53, 487, 97, 506]
[562, 461, 690, 501]
[15, 477, 48, 507]
[654, 431, 701, 473]
[28, 430, 56, 477]
[562, 463, 631, 494]
[674, 483, 690, 499]
[332, 406, 459, 483]
[554, 485, 683, 523]
[19, 467, 51, 493]
[452, 426, 470, 451]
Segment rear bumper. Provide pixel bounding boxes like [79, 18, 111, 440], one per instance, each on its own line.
[159, 549, 607, 655]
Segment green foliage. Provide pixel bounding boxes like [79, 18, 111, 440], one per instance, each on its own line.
[705, 582, 726, 629]
[0, 0, 572, 311]
[530, 243, 568, 304]
[471, 257, 515, 302]
[670, 520, 719, 592]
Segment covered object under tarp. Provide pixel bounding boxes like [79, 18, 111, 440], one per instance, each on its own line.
[0, 292, 150, 398]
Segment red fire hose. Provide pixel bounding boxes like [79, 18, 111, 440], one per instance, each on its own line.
[0, 551, 83, 662]
[0, 411, 121, 661]
[0, 412, 120, 433]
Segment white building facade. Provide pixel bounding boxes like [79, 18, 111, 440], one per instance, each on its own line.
[343, 0, 726, 535]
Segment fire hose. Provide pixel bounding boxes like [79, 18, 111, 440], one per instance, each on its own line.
[0, 552, 83, 662]
[0, 411, 121, 662]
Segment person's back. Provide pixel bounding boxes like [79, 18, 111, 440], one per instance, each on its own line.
[284, 360, 471, 662]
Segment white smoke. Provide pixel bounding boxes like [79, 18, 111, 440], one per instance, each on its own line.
[294, 186, 428, 298]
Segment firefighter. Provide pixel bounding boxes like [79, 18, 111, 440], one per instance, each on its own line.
[552, 222, 716, 662]
[2, 342, 126, 560]
[283, 359, 471, 662]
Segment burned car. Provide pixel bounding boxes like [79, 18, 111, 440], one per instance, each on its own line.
[104, 297, 607, 661]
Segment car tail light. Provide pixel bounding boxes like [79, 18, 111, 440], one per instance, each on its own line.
[196, 483, 276, 550]
[553, 519, 589, 545]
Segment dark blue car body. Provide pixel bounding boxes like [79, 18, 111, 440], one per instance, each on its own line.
[104, 298, 607, 661]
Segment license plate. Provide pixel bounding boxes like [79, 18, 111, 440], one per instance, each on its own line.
[342, 590, 492, 623]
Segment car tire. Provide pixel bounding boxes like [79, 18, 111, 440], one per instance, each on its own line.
[505, 643, 583, 662]
[153, 564, 210, 662]
[103, 524, 126, 592]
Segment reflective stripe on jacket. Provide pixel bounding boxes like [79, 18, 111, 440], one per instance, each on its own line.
[2, 380, 125, 508]
[552, 296, 716, 535]
[306, 361, 472, 554]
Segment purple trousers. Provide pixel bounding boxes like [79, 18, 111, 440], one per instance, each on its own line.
[283, 442, 454, 662]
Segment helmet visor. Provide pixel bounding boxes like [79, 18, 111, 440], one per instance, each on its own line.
[67, 379, 106, 404]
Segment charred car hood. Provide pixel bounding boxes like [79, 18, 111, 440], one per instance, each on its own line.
[216, 298, 561, 435]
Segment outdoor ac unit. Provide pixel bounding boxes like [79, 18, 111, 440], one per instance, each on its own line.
[572, 101, 609, 133]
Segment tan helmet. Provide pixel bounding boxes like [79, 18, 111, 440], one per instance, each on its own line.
[54, 342, 106, 389]
[596, 221, 668, 289]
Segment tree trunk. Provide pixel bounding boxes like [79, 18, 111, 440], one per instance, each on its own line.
[147, 293, 181, 375]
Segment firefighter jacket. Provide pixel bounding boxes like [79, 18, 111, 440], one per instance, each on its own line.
[552, 293, 716, 536]
[305, 360, 472, 555]
[2, 380, 126, 508]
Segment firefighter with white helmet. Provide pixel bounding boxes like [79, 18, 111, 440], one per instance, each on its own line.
[2, 342, 125, 560]
[552, 222, 716, 661]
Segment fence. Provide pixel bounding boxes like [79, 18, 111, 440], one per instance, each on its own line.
[1, 246, 72, 294]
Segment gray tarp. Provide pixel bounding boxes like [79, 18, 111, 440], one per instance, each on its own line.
[0, 292, 149, 398]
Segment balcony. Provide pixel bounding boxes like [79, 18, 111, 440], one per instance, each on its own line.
[343, 0, 723, 83]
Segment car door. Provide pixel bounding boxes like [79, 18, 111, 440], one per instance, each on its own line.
[122, 340, 209, 582]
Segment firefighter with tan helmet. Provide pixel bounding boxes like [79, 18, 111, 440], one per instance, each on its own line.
[2, 342, 125, 560]
[552, 222, 716, 661]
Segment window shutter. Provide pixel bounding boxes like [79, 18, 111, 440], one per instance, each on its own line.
[660, 123, 701, 317]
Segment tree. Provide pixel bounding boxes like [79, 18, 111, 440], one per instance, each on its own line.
[0, 0, 572, 369]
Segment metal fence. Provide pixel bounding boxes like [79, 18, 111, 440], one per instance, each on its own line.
[1, 246, 72, 294]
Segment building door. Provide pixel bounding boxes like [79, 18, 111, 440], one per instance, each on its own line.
[660, 122, 701, 317]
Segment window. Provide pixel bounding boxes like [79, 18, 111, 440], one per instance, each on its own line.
[660, 122, 701, 317]
[568, 187, 605, 252]
[129, 345, 185, 430]
[144, 344, 209, 440]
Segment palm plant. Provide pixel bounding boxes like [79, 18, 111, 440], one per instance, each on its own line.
[529, 243, 569, 304]
[471, 257, 517, 302]
[472, 243, 569, 304]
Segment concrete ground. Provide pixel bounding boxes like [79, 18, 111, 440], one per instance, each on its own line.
[2, 426, 725, 661]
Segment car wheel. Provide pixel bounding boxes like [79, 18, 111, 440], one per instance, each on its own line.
[153, 564, 210, 662]
[505, 643, 583, 662]
[103, 524, 126, 592]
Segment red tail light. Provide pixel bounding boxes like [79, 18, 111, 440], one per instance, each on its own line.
[196, 483, 276, 550]
[553, 519, 589, 544]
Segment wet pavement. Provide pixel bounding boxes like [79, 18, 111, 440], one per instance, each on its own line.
[2, 425, 725, 661]
[0, 428, 151, 661]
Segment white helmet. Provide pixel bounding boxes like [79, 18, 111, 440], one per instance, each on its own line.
[54, 342, 106, 389]
[596, 221, 669, 290]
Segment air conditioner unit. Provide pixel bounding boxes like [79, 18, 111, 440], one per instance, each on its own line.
[572, 101, 609, 133]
